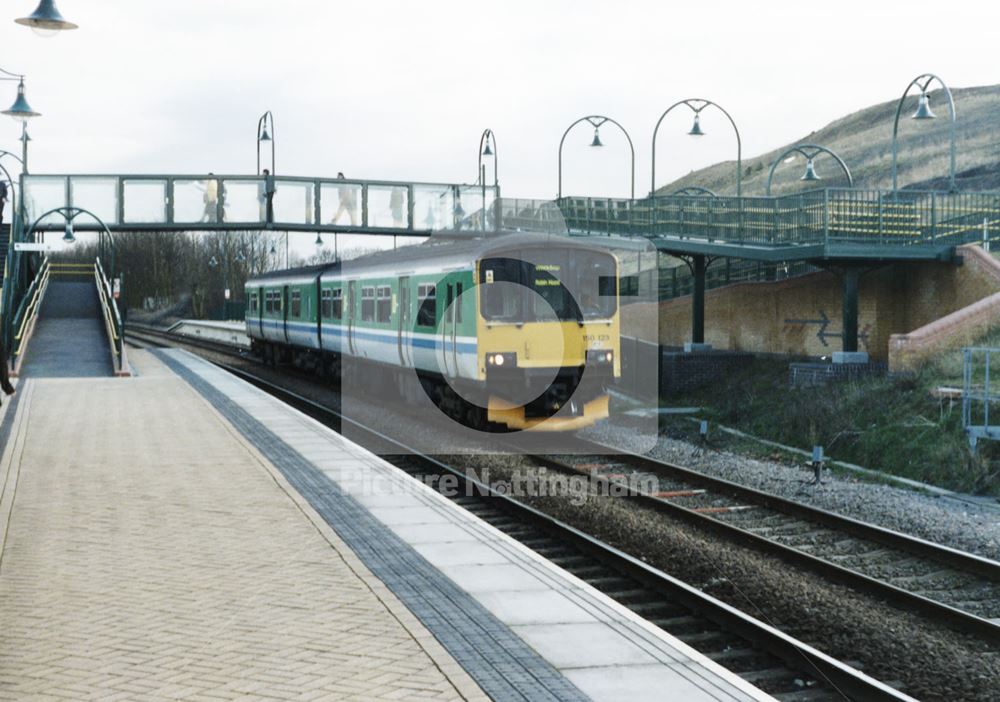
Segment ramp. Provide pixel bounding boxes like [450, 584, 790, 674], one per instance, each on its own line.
[20, 277, 114, 378]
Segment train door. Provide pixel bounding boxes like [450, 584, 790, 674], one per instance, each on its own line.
[397, 276, 412, 367]
[440, 281, 456, 377]
[256, 289, 264, 339]
[347, 280, 357, 355]
[282, 285, 290, 344]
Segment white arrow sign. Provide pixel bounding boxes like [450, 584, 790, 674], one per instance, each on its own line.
[13, 242, 60, 252]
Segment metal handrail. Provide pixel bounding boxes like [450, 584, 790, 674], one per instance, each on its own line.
[95, 257, 123, 366]
[12, 257, 50, 357]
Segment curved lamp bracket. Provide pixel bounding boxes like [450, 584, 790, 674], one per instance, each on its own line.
[558, 114, 635, 199]
[890, 73, 956, 192]
[766, 144, 853, 196]
[477, 128, 498, 187]
[651, 98, 742, 197]
[256, 110, 275, 175]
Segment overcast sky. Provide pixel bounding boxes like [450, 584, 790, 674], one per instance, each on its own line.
[5, 0, 1000, 203]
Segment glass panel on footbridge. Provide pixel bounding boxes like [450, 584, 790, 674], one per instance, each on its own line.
[123, 180, 167, 223]
[173, 179, 219, 224]
[272, 180, 314, 226]
[22, 176, 67, 227]
[69, 177, 119, 225]
[219, 178, 265, 225]
[413, 185, 455, 231]
[320, 181, 361, 227]
[366, 185, 409, 229]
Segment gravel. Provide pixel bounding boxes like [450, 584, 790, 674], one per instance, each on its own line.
[584, 419, 1000, 562]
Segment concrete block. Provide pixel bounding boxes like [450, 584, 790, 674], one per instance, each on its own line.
[832, 351, 870, 364]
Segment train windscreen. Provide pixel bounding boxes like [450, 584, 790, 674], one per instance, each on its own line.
[480, 248, 616, 323]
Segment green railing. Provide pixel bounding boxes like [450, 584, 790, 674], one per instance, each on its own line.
[555, 188, 1000, 250]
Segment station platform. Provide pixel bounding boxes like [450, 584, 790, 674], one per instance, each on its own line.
[0, 348, 773, 702]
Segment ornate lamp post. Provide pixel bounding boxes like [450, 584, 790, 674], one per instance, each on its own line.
[15, 0, 77, 36]
[477, 128, 499, 232]
[766, 144, 852, 195]
[651, 98, 741, 197]
[558, 115, 635, 200]
[890, 73, 956, 192]
[0, 69, 40, 172]
[257, 111, 275, 175]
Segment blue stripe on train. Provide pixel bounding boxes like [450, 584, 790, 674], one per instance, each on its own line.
[250, 318, 478, 354]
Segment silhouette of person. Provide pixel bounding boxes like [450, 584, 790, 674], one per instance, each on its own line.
[332, 172, 357, 226]
[202, 174, 219, 223]
[0, 336, 15, 406]
[259, 169, 275, 223]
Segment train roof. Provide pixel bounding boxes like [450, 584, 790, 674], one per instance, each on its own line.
[246, 232, 615, 285]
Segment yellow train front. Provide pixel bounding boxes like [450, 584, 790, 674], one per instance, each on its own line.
[470, 237, 621, 431]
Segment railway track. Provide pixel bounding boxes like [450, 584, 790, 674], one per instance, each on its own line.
[125, 328, 912, 699]
[526, 446, 1000, 642]
[127, 323, 1000, 642]
[205, 361, 913, 702]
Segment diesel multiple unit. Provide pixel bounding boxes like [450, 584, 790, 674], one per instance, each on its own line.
[244, 233, 621, 431]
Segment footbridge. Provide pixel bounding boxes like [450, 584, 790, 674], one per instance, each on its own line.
[6, 170, 1000, 355]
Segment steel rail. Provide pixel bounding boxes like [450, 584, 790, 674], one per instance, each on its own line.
[211, 362, 914, 702]
[527, 440, 1000, 642]
[123, 327, 912, 700]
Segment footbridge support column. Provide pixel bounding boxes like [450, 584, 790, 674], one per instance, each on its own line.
[692, 254, 706, 345]
[841, 267, 860, 354]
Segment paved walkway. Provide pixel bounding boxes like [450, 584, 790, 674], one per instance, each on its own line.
[0, 350, 486, 701]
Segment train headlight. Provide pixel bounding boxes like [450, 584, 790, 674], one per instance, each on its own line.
[586, 349, 614, 365]
[487, 352, 517, 367]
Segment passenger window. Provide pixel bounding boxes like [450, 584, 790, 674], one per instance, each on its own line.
[361, 286, 375, 322]
[417, 283, 436, 327]
[446, 284, 454, 322]
[321, 289, 332, 319]
[332, 288, 343, 320]
[376, 285, 392, 323]
[455, 282, 463, 323]
[291, 290, 302, 317]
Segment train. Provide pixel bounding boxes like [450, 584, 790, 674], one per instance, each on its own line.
[244, 233, 622, 431]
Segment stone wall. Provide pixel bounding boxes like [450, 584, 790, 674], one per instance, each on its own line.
[620, 245, 1000, 362]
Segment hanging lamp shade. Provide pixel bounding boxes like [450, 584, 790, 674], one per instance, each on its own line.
[3, 79, 40, 122]
[259, 126, 271, 142]
[62, 220, 74, 243]
[801, 158, 821, 181]
[590, 128, 603, 147]
[482, 140, 493, 157]
[688, 113, 705, 136]
[912, 92, 936, 120]
[15, 0, 78, 35]
[314, 233, 323, 246]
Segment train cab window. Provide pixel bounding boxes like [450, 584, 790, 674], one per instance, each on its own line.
[480, 257, 524, 321]
[376, 286, 392, 323]
[264, 291, 273, 314]
[361, 286, 375, 322]
[332, 288, 343, 320]
[417, 283, 436, 327]
[321, 289, 332, 319]
[577, 252, 618, 319]
[248, 293, 258, 314]
[290, 290, 302, 317]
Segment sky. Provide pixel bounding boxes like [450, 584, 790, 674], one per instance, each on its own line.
[4, 0, 1000, 206]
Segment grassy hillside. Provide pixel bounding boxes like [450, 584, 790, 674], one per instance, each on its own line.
[658, 84, 1000, 196]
